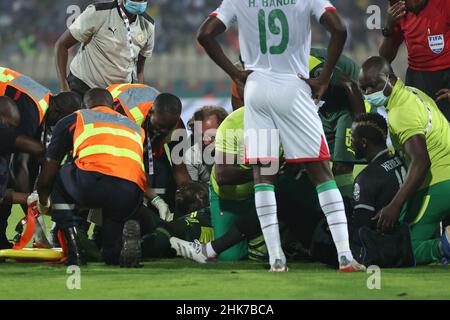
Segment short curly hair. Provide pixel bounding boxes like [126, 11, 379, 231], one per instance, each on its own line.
[353, 112, 388, 145]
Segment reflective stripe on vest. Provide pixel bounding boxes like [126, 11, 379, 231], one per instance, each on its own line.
[109, 83, 131, 99]
[73, 108, 146, 190]
[108, 83, 159, 126]
[74, 124, 144, 161]
[0, 67, 16, 82]
[0, 67, 51, 124]
[79, 107, 140, 131]
[78, 145, 145, 171]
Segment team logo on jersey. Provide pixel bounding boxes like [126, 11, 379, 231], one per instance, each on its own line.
[137, 32, 145, 44]
[428, 34, 444, 54]
[108, 27, 117, 36]
[353, 183, 360, 202]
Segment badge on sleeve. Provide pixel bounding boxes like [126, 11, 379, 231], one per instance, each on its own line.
[353, 183, 360, 202]
[428, 34, 445, 54]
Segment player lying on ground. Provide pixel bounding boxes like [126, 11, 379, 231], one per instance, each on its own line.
[170, 108, 321, 263]
[170, 169, 325, 264]
[53, 181, 210, 262]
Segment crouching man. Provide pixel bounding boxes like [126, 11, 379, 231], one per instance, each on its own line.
[35, 89, 145, 266]
[359, 57, 450, 265]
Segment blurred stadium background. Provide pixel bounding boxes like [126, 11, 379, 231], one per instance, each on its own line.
[0, 0, 408, 121]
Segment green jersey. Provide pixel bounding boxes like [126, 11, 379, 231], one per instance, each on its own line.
[310, 48, 361, 113]
[387, 79, 450, 189]
[210, 108, 253, 201]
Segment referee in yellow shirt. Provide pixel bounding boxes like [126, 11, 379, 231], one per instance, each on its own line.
[359, 56, 450, 265]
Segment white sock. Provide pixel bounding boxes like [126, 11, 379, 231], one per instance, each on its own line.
[316, 180, 353, 263]
[254, 184, 285, 265]
[205, 242, 217, 258]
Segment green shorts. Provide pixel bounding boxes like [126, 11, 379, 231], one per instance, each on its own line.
[319, 109, 359, 163]
[210, 184, 255, 261]
[400, 180, 450, 265]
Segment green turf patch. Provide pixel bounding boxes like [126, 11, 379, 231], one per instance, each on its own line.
[2, 204, 450, 300]
[0, 259, 449, 299]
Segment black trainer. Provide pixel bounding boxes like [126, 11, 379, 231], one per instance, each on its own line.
[62, 226, 86, 266]
[120, 220, 142, 268]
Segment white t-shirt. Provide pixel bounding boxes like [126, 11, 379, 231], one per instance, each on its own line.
[212, 0, 335, 78]
[69, 2, 155, 88]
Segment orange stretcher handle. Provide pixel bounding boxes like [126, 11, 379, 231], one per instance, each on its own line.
[12, 205, 36, 250]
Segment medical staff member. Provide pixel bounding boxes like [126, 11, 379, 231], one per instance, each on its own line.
[55, 0, 155, 96]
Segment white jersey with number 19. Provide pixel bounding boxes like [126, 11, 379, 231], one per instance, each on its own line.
[212, 0, 336, 78]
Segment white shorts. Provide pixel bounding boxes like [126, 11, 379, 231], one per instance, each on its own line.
[243, 71, 330, 163]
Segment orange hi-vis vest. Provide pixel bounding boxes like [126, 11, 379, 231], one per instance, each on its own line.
[0, 67, 51, 125]
[73, 107, 146, 191]
[107, 83, 160, 126]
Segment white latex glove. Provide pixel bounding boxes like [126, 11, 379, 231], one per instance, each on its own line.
[151, 196, 174, 222]
[27, 191, 39, 207]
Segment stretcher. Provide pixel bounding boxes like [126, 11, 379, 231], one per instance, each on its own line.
[0, 248, 64, 261]
[0, 205, 66, 262]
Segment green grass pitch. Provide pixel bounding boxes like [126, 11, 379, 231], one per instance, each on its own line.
[2, 205, 450, 300]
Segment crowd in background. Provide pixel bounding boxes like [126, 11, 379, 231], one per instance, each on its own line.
[0, 0, 387, 58]
[0, 1, 406, 98]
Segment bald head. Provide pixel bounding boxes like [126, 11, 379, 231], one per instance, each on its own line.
[83, 88, 114, 109]
[361, 56, 393, 77]
[47, 92, 83, 127]
[0, 96, 20, 128]
[359, 56, 397, 97]
[153, 93, 182, 115]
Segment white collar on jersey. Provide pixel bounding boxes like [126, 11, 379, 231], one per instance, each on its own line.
[370, 148, 389, 163]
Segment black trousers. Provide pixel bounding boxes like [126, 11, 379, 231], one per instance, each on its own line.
[51, 164, 143, 264]
[405, 67, 450, 121]
[67, 72, 91, 98]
